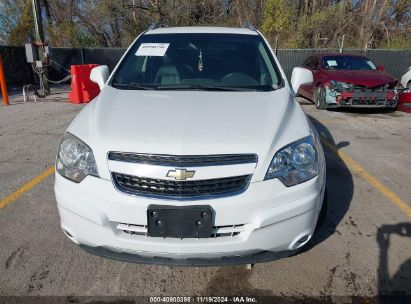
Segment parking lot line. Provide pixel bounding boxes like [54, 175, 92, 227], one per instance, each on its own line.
[321, 138, 411, 218]
[0, 166, 55, 209]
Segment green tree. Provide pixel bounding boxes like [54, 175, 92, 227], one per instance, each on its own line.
[261, 0, 294, 47]
[0, 0, 33, 46]
[1, 0, 410, 49]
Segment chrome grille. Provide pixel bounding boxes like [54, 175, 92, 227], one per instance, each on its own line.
[108, 152, 257, 167]
[112, 173, 251, 199]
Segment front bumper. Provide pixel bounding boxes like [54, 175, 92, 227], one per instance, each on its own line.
[80, 245, 297, 266]
[325, 87, 397, 108]
[54, 168, 325, 263]
[398, 92, 411, 113]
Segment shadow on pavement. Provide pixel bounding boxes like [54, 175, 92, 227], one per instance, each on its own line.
[306, 112, 410, 302]
[327, 107, 402, 116]
[377, 222, 411, 303]
[303, 115, 354, 250]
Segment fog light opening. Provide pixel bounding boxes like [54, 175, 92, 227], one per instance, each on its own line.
[62, 228, 80, 244]
[63, 229, 73, 238]
[297, 234, 310, 244]
[290, 233, 312, 250]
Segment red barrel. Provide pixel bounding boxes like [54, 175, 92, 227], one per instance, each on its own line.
[69, 64, 101, 104]
[398, 92, 411, 113]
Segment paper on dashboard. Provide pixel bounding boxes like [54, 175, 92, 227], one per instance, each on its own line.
[135, 43, 170, 56]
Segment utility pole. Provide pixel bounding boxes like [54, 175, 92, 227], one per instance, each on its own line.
[338, 35, 345, 53]
[31, 0, 50, 95]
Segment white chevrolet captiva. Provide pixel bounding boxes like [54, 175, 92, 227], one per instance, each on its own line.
[54, 24, 326, 266]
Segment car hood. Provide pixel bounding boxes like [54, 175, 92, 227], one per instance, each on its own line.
[68, 86, 310, 180]
[322, 70, 397, 87]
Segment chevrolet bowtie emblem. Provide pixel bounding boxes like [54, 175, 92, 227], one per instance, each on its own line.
[166, 169, 195, 180]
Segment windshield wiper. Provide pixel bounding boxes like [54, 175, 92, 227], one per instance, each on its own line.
[111, 82, 156, 90]
[156, 84, 270, 91]
[111, 83, 277, 91]
[156, 84, 244, 91]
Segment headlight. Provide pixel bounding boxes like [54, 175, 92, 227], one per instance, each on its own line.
[329, 80, 353, 91]
[265, 136, 319, 186]
[56, 133, 99, 183]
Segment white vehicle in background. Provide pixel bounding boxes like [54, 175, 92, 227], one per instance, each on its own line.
[400, 67, 411, 89]
[54, 23, 326, 266]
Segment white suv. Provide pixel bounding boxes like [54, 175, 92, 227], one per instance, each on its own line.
[400, 67, 411, 89]
[54, 25, 326, 266]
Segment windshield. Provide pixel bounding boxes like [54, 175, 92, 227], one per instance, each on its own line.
[322, 56, 377, 71]
[110, 33, 281, 91]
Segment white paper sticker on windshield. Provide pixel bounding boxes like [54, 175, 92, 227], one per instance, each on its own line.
[135, 43, 170, 56]
[327, 60, 338, 67]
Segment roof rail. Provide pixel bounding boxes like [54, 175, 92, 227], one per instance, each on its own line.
[148, 21, 168, 30]
[242, 21, 256, 31]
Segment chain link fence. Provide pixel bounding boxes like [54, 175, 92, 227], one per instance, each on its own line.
[1, 46, 410, 88]
[274, 48, 411, 81]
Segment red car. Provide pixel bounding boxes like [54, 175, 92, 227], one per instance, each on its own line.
[297, 53, 399, 109]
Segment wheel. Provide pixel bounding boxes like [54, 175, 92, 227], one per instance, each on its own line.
[314, 86, 326, 110]
[389, 100, 398, 112]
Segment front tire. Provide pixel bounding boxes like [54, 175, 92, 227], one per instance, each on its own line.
[314, 86, 326, 110]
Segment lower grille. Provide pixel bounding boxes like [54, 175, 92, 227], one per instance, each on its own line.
[112, 173, 251, 199]
[117, 223, 245, 238]
[352, 84, 395, 92]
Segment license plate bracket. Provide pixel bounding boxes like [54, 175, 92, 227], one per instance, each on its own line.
[147, 205, 213, 238]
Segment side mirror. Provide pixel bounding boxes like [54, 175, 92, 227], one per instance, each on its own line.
[291, 67, 313, 93]
[90, 65, 109, 90]
[377, 65, 385, 71]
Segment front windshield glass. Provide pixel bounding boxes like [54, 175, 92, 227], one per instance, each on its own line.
[322, 56, 377, 70]
[111, 33, 281, 91]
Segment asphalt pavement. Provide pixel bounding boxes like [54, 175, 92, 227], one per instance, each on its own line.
[0, 91, 410, 303]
